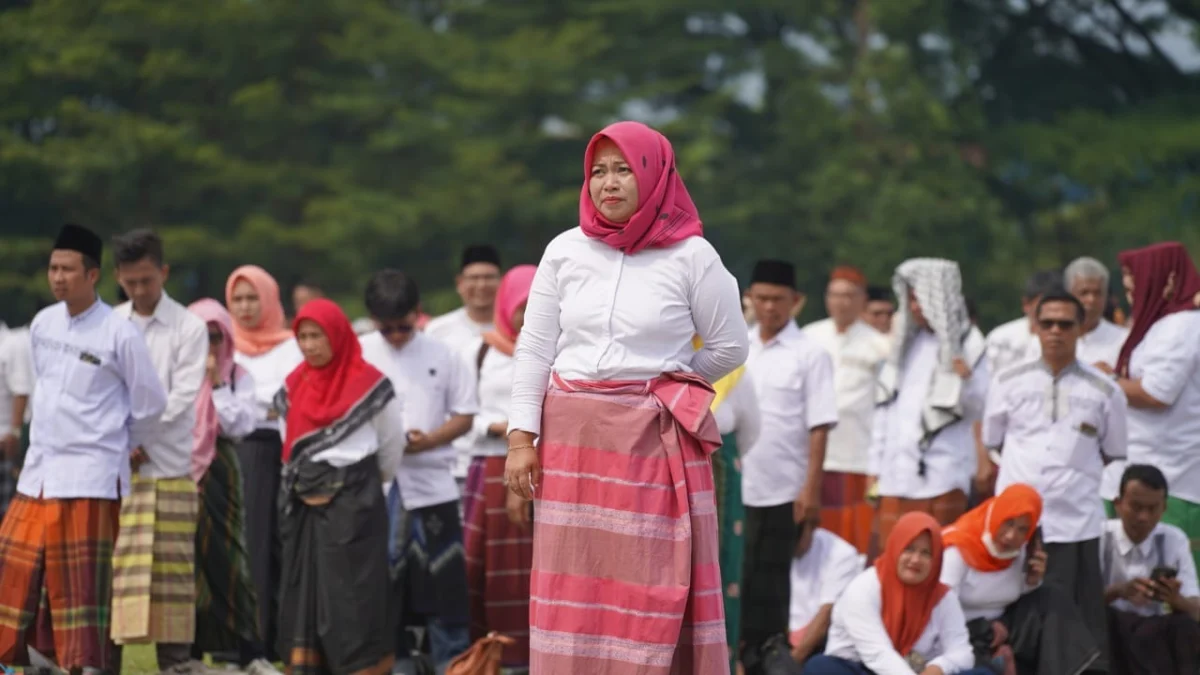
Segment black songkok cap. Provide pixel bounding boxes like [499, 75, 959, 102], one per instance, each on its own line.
[53, 223, 103, 264]
[460, 244, 500, 271]
[867, 285, 892, 302]
[751, 259, 796, 289]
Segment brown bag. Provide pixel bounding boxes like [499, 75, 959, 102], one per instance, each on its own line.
[445, 632, 516, 675]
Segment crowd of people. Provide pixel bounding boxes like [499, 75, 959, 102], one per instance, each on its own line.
[0, 119, 1196, 675]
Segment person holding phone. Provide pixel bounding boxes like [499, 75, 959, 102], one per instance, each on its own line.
[941, 484, 1100, 674]
[1104, 464, 1200, 673]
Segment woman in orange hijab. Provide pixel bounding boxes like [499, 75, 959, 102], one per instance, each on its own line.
[224, 265, 304, 663]
[941, 484, 1099, 675]
[803, 512, 987, 674]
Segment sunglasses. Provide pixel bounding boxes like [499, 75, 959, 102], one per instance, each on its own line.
[377, 322, 415, 336]
[208, 331, 224, 344]
[1038, 319, 1077, 331]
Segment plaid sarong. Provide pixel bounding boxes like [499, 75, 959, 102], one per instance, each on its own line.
[877, 489, 967, 544]
[195, 438, 260, 653]
[819, 471, 874, 555]
[0, 494, 120, 671]
[111, 475, 199, 644]
[463, 455, 533, 667]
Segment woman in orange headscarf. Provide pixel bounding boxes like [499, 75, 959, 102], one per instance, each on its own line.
[804, 512, 987, 674]
[224, 265, 304, 663]
[941, 484, 1099, 674]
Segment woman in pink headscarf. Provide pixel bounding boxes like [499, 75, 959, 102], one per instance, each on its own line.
[224, 265, 303, 664]
[462, 264, 537, 668]
[187, 299, 276, 672]
[504, 121, 749, 673]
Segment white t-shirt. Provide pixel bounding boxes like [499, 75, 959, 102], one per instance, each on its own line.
[742, 322, 839, 507]
[426, 307, 494, 478]
[1076, 319, 1128, 368]
[360, 331, 479, 509]
[802, 318, 889, 474]
[789, 529, 865, 631]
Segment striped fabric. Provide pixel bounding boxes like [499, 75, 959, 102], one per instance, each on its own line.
[529, 372, 729, 674]
[0, 494, 121, 671]
[877, 489, 967, 545]
[820, 471, 874, 555]
[111, 475, 199, 644]
[463, 455, 533, 666]
[712, 432, 745, 674]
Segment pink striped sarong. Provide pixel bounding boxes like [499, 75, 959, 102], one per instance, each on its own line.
[529, 372, 729, 674]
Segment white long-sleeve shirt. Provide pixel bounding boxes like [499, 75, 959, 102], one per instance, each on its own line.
[234, 338, 304, 433]
[117, 294, 209, 479]
[824, 570, 976, 675]
[216, 370, 260, 441]
[508, 228, 748, 436]
[20, 298, 167, 499]
[464, 340, 514, 458]
[940, 546, 1038, 621]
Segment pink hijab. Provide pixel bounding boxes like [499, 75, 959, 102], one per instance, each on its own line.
[482, 265, 537, 357]
[189, 298, 245, 482]
[225, 265, 293, 356]
[579, 121, 703, 254]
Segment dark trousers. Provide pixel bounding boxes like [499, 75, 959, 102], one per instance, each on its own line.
[1107, 607, 1200, 675]
[802, 654, 994, 674]
[741, 503, 796, 660]
[1044, 538, 1108, 672]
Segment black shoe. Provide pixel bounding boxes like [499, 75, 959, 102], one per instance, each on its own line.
[758, 635, 803, 675]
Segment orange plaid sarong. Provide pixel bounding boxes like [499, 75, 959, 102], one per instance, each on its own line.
[0, 494, 121, 671]
[876, 489, 967, 545]
[819, 471, 874, 555]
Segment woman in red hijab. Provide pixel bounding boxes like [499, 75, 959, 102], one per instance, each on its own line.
[1106, 242, 1200, 573]
[941, 484, 1099, 674]
[502, 121, 749, 673]
[461, 264, 537, 668]
[275, 299, 406, 675]
[803, 512, 987, 674]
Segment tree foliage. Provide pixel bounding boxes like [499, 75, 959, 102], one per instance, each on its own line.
[1, 0, 1197, 326]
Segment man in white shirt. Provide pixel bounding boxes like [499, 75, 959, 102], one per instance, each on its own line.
[984, 269, 1061, 376]
[0, 321, 33, 518]
[110, 229, 209, 673]
[870, 258, 988, 542]
[863, 285, 895, 336]
[803, 266, 889, 555]
[424, 245, 500, 491]
[741, 259, 838, 675]
[984, 288, 1129, 672]
[1064, 256, 1129, 368]
[787, 525, 864, 665]
[0, 224, 167, 675]
[359, 270, 478, 673]
[1104, 464, 1200, 672]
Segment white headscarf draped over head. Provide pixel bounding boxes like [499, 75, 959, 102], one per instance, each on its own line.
[888, 257, 971, 373]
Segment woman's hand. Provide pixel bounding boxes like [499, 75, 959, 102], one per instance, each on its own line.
[1025, 548, 1048, 586]
[919, 666, 944, 675]
[206, 353, 223, 386]
[990, 620, 1009, 649]
[506, 488, 532, 530]
[504, 430, 541, 500]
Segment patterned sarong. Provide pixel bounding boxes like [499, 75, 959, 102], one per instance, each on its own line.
[712, 431, 744, 674]
[111, 474, 199, 644]
[463, 455, 532, 667]
[195, 438, 260, 653]
[530, 373, 729, 674]
[819, 471, 874, 554]
[876, 489, 967, 544]
[0, 494, 120, 670]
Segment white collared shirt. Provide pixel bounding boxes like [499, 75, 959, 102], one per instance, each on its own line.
[789, 529, 865, 631]
[985, 359, 1128, 543]
[427, 308, 494, 478]
[1076, 319, 1128, 368]
[1102, 518, 1199, 617]
[0, 325, 33, 432]
[117, 294, 209, 479]
[742, 322, 838, 507]
[20, 299, 167, 499]
[507, 228, 748, 437]
[361, 331, 478, 509]
[802, 318, 889, 474]
[215, 370, 259, 441]
[824, 570, 975, 675]
[234, 338, 304, 432]
[712, 369, 760, 454]
[869, 332, 990, 499]
[985, 317, 1040, 378]
[464, 340, 513, 459]
[1121, 311, 1200, 504]
[940, 546, 1037, 621]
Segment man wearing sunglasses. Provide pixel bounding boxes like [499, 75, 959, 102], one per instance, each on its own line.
[983, 287, 1130, 671]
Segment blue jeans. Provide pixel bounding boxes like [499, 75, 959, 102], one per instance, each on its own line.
[802, 654, 995, 675]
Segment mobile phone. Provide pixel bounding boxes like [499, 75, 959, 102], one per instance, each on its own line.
[1024, 527, 1042, 572]
[1151, 566, 1178, 582]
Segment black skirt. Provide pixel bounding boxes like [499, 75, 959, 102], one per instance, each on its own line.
[236, 429, 283, 661]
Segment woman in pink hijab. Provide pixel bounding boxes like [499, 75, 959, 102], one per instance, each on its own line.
[224, 265, 303, 664]
[462, 264, 537, 668]
[187, 299, 276, 673]
[503, 121, 749, 673]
